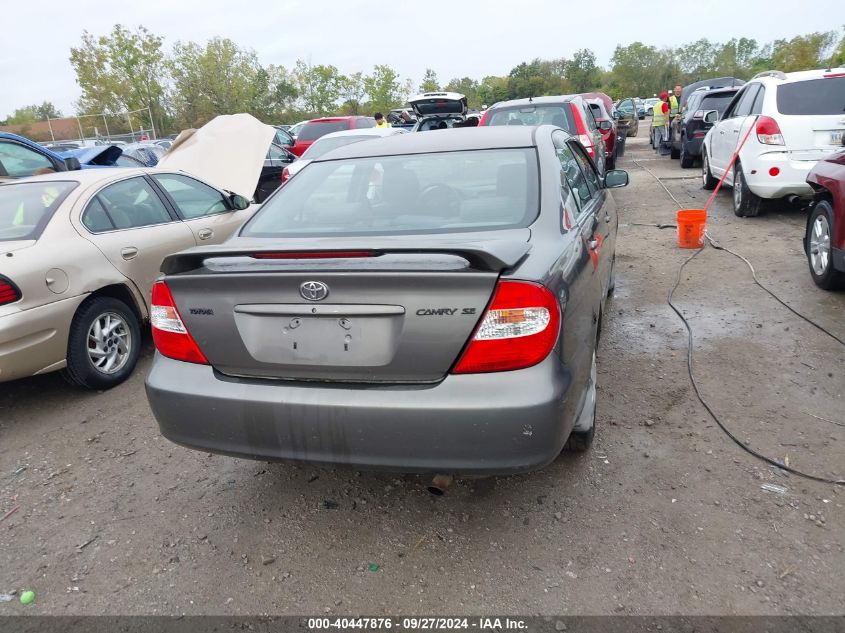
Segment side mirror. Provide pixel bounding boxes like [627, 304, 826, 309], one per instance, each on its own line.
[604, 169, 629, 189]
[64, 156, 81, 171]
[703, 110, 719, 124]
[599, 120, 613, 131]
[230, 194, 251, 210]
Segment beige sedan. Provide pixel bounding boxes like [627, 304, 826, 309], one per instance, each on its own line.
[0, 168, 255, 388]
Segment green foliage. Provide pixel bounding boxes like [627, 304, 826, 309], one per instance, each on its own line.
[565, 49, 602, 93]
[69, 25, 167, 133]
[4, 101, 61, 124]
[364, 65, 403, 114]
[420, 69, 440, 92]
[57, 24, 844, 135]
[294, 60, 344, 117]
[444, 77, 480, 108]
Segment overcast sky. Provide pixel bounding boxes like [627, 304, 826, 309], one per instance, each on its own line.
[1, 0, 841, 118]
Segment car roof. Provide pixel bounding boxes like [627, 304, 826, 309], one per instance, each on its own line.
[0, 167, 150, 188]
[313, 126, 543, 162]
[304, 116, 370, 123]
[317, 128, 404, 141]
[752, 68, 845, 83]
[490, 95, 578, 109]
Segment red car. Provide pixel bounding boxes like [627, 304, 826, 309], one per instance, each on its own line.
[805, 141, 845, 290]
[290, 116, 376, 156]
[583, 98, 619, 170]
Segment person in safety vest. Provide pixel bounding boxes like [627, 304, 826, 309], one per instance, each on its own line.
[668, 84, 682, 142]
[374, 113, 391, 129]
[651, 92, 670, 151]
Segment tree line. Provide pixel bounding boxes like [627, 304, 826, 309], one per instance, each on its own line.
[3, 25, 843, 138]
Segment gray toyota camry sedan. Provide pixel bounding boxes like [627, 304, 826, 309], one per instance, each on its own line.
[145, 126, 627, 475]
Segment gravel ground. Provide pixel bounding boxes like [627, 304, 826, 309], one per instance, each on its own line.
[0, 124, 842, 616]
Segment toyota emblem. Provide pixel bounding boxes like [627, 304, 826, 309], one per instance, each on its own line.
[300, 281, 329, 301]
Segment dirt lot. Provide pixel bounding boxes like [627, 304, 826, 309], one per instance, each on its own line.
[0, 125, 842, 616]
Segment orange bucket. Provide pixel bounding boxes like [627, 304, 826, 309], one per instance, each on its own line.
[676, 209, 707, 249]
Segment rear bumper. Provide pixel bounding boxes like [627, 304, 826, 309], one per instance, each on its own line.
[0, 295, 84, 382]
[745, 152, 817, 199]
[145, 354, 574, 474]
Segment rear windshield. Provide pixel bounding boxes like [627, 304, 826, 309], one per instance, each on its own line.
[242, 148, 539, 238]
[298, 121, 350, 141]
[486, 105, 574, 133]
[0, 180, 78, 241]
[699, 92, 737, 115]
[302, 135, 378, 160]
[776, 77, 845, 115]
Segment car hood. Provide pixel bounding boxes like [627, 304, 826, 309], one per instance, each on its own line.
[60, 145, 123, 166]
[157, 113, 275, 199]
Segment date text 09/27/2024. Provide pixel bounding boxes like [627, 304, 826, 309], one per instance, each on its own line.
[307, 617, 528, 631]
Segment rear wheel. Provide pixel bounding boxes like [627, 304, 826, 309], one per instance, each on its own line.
[806, 201, 845, 290]
[701, 151, 717, 190]
[61, 296, 141, 390]
[565, 351, 596, 453]
[680, 138, 694, 168]
[670, 138, 681, 159]
[732, 162, 762, 217]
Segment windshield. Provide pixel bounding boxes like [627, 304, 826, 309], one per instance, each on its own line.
[242, 148, 539, 238]
[487, 106, 574, 133]
[298, 121, 351, 141]
[301, 135, 377, 160]
[0, 180, 78, 241]
[777, 77, 845, 115]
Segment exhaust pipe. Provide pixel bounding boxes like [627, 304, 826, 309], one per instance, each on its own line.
[427, 474, 454, 496]
[786, 194, 800, 205]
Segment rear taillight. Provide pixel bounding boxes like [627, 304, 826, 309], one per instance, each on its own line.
[570, 103, 595, 158]
[452, 280, 560, 374]
[150, 281, 209, 365]
[477, 110, 490, 126]
[0, 276, 21, 306]
[281, 167, 291, 184]
[756, 116, 784, 145]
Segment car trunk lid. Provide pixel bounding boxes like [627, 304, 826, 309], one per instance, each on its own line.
[161, 231, 530, 383]
[409, 92, 468, 117]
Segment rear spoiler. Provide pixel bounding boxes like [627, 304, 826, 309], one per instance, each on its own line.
[161, 240, 532, 275]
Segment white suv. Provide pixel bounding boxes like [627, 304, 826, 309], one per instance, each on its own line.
[701, 68, 845, 217]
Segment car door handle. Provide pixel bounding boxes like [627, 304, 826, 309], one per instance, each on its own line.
[197, 228, 213, 240]
[733, 129, 739, 134]
[604, 214, 611, 223]
[120, 247, 138, 260]
[588, 239, 599, 250]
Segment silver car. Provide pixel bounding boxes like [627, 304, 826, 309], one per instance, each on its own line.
[145, 126, 628, 475]
[282, 127, 405, 182]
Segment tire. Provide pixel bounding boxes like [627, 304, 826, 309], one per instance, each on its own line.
[732, 162, 762, 217]
[805, 200, 845, 290]
[680, 138, 694, 168]
[607, 255, 616, 296]
[670, 141, 681, 160]
[565, 351, 596, 453]
[701, 151, 717, 190]
[61, 296, 141, 390]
